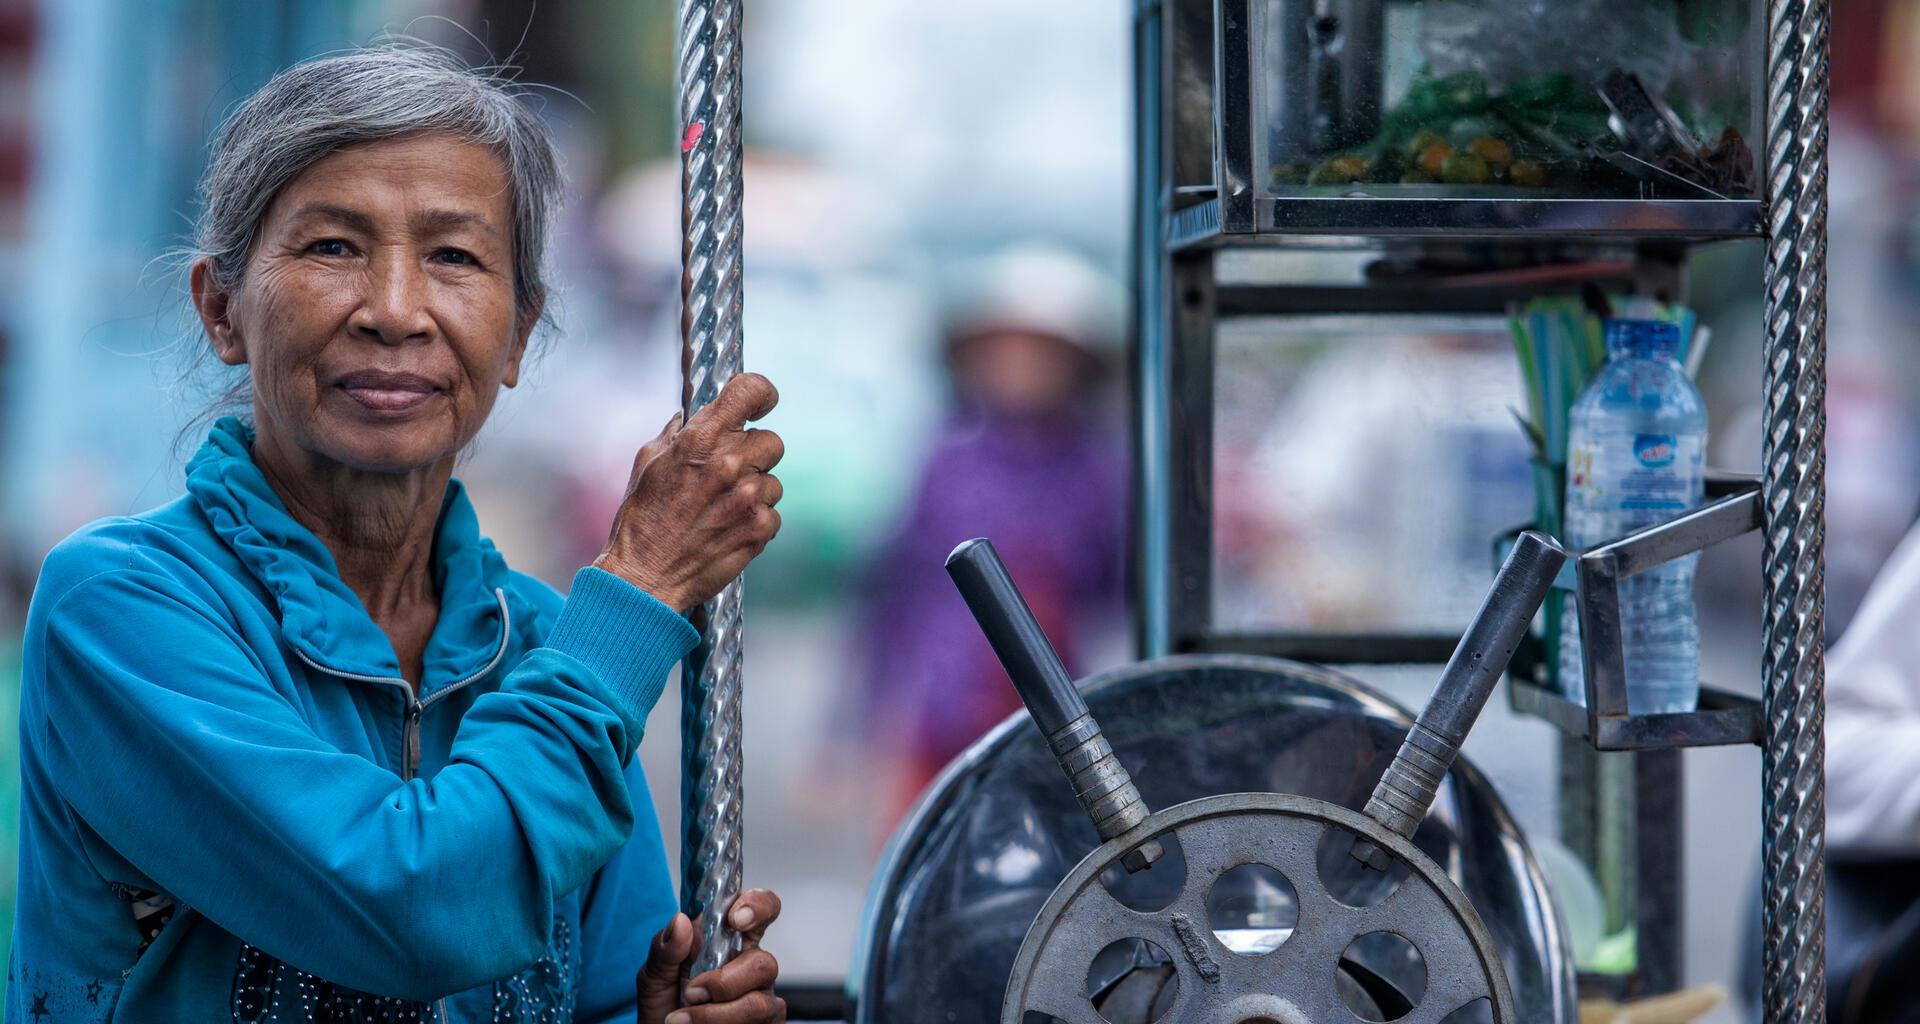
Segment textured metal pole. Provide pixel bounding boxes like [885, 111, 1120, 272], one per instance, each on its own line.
[1762, 1, 1827, 1021]
[678, 0, 745, 977]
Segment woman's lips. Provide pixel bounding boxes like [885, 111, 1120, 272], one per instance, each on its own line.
[335, 372, 439, 413]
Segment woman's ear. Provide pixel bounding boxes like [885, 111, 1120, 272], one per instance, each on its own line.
[503, 294, 544, 389]
[190, 258, 248, 366]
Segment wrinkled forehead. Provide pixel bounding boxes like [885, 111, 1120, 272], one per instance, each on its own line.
[260, 132, 516, 240]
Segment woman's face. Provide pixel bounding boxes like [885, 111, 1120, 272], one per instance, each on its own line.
[193, 132, 535, 478]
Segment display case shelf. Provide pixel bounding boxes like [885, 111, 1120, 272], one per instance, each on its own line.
[1168, 196, 1764, 251]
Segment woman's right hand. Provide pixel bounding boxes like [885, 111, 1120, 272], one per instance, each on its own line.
[594, 373, 785, 612]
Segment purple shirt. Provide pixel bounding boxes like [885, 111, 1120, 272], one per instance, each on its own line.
[861, 405, 1126, 767]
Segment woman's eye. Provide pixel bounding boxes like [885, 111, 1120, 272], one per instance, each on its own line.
[433, 249, 478, 267]
[307, 239, 350, 257]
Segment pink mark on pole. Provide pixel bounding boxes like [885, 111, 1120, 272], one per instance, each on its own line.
[682, 121, 705, 152]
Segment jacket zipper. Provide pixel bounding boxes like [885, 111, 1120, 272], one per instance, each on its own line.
[402, 699, 423, 781]
[292, 589, 512, 782]
[288, 589, 512, 1020]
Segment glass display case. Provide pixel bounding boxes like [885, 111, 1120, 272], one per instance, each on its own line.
[1178, 0, 1769, 243]
[1260, 1, 1759, 197]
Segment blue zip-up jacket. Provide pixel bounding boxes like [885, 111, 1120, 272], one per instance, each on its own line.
[8, 418, 699, 1022]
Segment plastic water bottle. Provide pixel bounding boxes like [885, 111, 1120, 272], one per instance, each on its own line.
[1558, 319, 1706, 713]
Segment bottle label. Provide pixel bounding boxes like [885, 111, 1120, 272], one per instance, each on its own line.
[1633, 434, 1677, 467]
[1566, 431, 1704, 536]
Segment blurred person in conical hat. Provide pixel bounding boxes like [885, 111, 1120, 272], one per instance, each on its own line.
[859, 243, 1128, 824]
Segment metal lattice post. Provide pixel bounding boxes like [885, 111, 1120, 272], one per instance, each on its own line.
[1762, 0, 1828, 1021]
[678, 0, 745, 977]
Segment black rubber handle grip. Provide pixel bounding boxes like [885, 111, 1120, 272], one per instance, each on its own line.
[946, 537, 1163, 870]
[945, 538, 1087, 737]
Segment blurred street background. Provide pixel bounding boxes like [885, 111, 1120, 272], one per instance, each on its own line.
[0, 0, 1917, 1018]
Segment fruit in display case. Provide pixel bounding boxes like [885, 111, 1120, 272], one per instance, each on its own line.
[1266, 68, 1747, 197]
[1509, 159, 1552, 188]
[1415, 142, 1453, 176]
[1439, 150, 1492, 185]
[1466, 136, 1512, 168]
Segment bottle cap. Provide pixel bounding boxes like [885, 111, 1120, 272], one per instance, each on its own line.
[1603, 318, 1682, 357]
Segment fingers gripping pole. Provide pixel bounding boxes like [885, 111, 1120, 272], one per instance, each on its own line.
[678, 0, 745, 976]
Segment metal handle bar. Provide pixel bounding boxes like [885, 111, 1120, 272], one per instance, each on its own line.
[946, 538, 1164, 871]
[1355, 531, 1568, 868]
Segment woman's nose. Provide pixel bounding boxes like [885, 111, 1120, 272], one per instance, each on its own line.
[348, 250, 434, 345]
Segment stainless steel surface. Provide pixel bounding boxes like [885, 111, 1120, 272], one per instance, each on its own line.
[1214, 0, 1255, 231]
[1168, 196, 1765, 249]
[1166, 198, 1222, 249]
[1577, 553, 1631, 717]
[1760, 0, 1829, 1021]
[1361, 533, 1565, 855]
[1267, 198, 1763, 238]
[1572, 487, 1764, 720]
[946, 538, 1163, 871]
[1585, 486, 1763, 580]
[1509, 677, 1763, 750]
[1132, 0, 1172, 659]
[1502, 489, 1760, 727]
[848, 655, 1577, 1024]
[1165, 252, 1217, 656]
[677, 0, 745, 975]
[1215, 283, 1627, 318]
[1200, 631, 1467, 664]
[1001, 793, 1516, 1024]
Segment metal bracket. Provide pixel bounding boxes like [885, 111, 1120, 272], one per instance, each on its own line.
[1576, 483, 1761, 716]
[1509, 482, 1765, 751]
[1211, 0, 1255, 232]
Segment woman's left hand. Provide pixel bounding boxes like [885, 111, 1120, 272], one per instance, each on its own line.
[637, 889, 785, 1023]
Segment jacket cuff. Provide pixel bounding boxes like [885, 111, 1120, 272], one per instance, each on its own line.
[544, 568, 699, 724]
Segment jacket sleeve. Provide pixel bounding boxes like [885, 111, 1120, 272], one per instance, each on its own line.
[30, 564, 696, 1002]
[573, 758, 680, 1023]
[1828, 524, 1920, 853]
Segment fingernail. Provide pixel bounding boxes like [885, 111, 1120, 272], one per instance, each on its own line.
[672, 914, 689, 940]
[684, 986, 710, 1005]
[665, 1012, 691, 1024]
[731, 906, 753, 929]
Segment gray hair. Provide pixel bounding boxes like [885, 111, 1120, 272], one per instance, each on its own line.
[194, 42, 563, 318]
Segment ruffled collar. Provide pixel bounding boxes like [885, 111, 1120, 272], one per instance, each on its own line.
[184, 417, 511, 693]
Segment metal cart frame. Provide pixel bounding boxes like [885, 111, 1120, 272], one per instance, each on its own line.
[1128, 1, 1826, 1019]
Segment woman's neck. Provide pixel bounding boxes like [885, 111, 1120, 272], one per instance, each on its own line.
[249, 426, 448, 640]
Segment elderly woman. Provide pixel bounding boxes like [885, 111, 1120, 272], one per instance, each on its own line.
[9, 46, 786, 1024]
